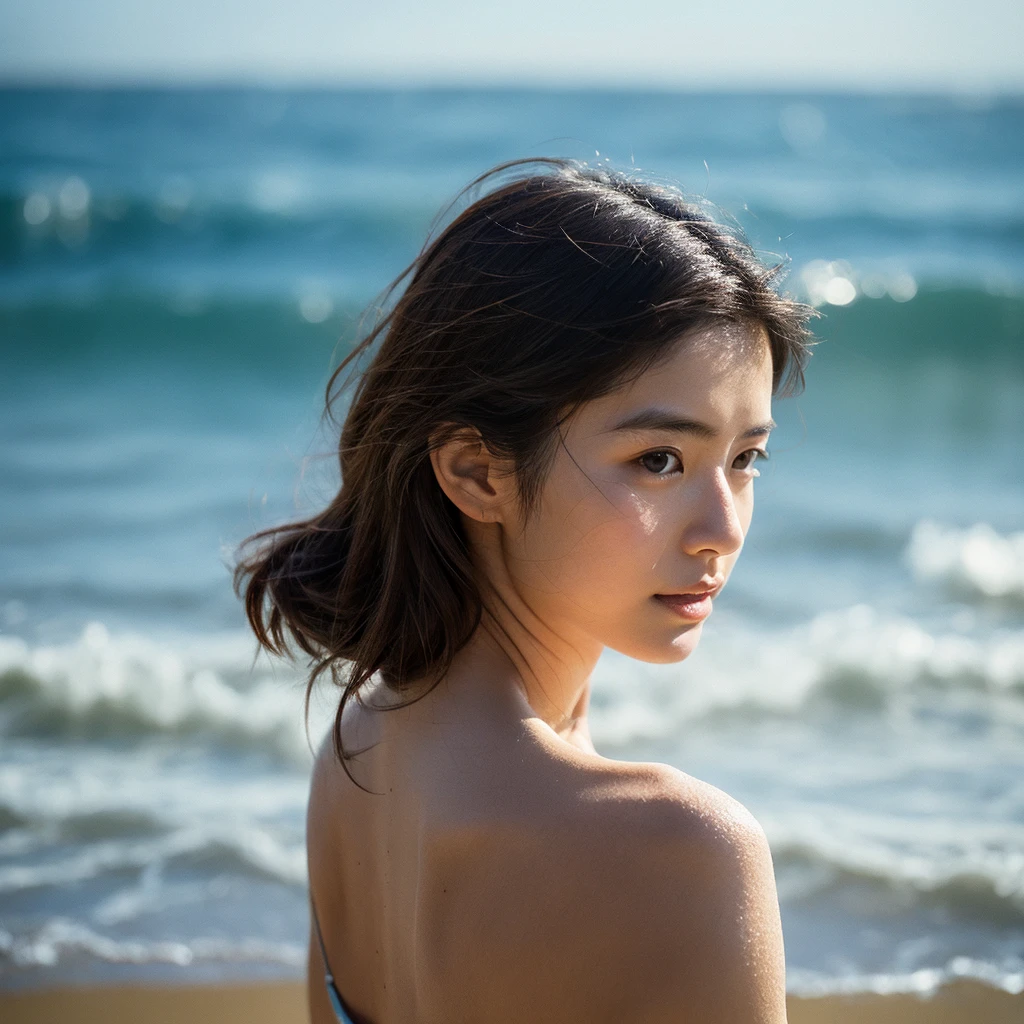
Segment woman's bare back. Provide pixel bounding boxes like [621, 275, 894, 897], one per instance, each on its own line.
[306, 676, 787, 1024]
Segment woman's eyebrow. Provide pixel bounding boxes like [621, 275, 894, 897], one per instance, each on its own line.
[608, 408, 776, 439]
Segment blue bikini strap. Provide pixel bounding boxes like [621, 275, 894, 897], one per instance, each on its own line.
[310, 894, 358, 1024]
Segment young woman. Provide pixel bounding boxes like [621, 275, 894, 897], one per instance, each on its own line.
[237, 158, 814, 1024]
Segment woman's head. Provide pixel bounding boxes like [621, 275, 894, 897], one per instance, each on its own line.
[430, 317, 775, 669]
[236, 158, 815, 744]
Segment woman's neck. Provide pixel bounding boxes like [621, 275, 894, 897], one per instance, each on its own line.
[409, 633, 593, 759]
[486, 621, 596, 734]
[434, 518, 604, 742]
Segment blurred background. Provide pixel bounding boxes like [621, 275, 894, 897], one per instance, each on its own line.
[1, 0, 1023, 1004]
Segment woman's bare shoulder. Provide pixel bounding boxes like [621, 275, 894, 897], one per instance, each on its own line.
[593, 763, 787, 1022]
[430, 755, 787, 1023]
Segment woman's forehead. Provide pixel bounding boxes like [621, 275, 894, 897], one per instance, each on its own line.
[580, 325, 774, 433]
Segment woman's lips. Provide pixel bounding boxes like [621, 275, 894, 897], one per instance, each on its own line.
[654, 591, 716, 621]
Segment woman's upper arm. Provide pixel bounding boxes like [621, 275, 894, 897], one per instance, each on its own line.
[625, 801, 788, 1024]
[477, 778, 788, 1024]
[414, 769, 787, 1024]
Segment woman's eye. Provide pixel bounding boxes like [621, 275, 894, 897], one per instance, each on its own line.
[733, 448, 769, 473]
[638, 450, 681, 475]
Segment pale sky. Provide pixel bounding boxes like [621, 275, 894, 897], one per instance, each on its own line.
[2, 0, 1022, 92]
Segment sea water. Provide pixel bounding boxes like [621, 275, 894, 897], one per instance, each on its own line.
[1, 87, 1022, 995]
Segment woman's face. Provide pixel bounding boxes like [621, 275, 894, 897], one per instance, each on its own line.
[501, 323, 775, 664]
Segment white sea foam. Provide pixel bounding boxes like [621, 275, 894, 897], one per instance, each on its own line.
[798, 604, 1024, 698]
[589, 604, 1024, 750]
[0, 918, 305, 969]
[89, 866, 250, 927]
[0, 747, 308, 843]
[0, 822, 307, 893]
[0, 623, 334, 763]
[788, 958, 1024, 997]
[907, 520, 1024, 600]
[766, 806, 1024, 915]
[0, 744, 309, 896]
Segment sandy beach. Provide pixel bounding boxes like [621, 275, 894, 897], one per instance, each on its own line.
[0, 979, 1021, 1024]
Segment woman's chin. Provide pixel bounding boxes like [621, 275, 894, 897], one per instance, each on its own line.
[661, 627, 704, 663]
[610, 621, 704, 665]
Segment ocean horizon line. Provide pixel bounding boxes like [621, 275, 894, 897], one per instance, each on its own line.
[1, 78, 1023, 100]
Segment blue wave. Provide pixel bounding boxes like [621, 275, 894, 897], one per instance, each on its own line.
[1, 284, 1020, 368]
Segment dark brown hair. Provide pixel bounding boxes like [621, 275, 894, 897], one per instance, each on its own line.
[235, 157, 815, 767]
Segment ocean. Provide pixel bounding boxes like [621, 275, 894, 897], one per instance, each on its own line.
[0, 86, 1022, 997]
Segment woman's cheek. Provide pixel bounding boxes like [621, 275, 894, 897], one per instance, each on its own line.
[512, 471, 663, 598]
[560, 488, 664, 592]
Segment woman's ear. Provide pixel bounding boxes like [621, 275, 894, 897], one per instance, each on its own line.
[429, 428, 512, 524]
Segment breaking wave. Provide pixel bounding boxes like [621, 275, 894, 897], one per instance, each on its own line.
[788, 960, 1024, 998]
[771, 825, 1024, 926]
[589, 603, 1024, 749]
[4, 606, 1023, 763]
[0, 920, 304, 970]
[0, 623, 332, 764]
[0, 823, 307, 894]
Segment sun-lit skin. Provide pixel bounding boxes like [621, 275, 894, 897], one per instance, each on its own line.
[428, 320, 775, 736]
[508, 324, 773, 660]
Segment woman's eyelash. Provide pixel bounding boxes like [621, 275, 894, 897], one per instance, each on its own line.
[735, 448, 770, 471]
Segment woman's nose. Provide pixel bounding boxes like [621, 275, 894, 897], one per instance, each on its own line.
[680, 469, 746, 558]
